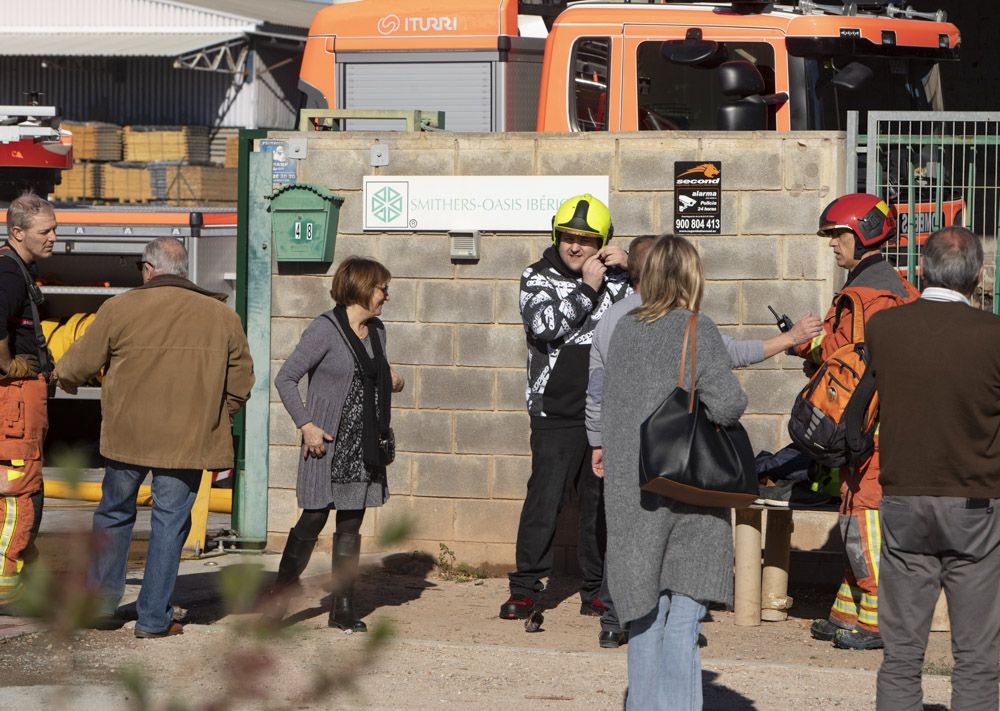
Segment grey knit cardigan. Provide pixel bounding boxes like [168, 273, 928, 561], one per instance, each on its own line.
[274, 310, 387, 510]
[602, 309, 748, 625]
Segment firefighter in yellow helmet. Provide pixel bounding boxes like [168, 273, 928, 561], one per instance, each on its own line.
[501, 194, 631, 641]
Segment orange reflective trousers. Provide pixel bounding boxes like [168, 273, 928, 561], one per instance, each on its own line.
[0, 375, 47, 605]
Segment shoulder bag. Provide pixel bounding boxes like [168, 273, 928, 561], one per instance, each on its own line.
[639, 313, 757, 508]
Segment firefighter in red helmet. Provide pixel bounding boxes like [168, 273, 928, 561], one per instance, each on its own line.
[798, 193, 919, 650]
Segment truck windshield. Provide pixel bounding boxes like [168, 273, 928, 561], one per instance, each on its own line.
[806, 57, 939, 130]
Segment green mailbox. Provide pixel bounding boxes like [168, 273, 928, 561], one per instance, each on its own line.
[268, 183, 344, 262]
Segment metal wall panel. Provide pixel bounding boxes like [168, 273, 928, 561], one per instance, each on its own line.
[5, 0, 252, 29]
[0, 51, 299, 129]
[501, 59, 542, 131]
[343, 62, 493, 133]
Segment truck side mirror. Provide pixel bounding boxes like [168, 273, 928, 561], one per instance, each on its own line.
[718, 60, 765, 97]
[660, 29, 723, 66]
[718, 98, 768, 131]
[831, 61, 875, 91]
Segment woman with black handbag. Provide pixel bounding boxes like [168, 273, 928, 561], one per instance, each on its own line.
[601, 235, 747, 710]
[272, 256, 404, 632]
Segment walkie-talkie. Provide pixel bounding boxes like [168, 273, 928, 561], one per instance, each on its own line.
[768, 306, 796, 355]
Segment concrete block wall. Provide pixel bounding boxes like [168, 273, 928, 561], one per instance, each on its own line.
[264, 130, 846, 566]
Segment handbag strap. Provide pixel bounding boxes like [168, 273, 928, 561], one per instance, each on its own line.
[676, 313, 698, 414]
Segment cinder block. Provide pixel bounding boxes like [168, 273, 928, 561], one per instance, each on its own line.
[457, 146, 534, 175]
[492, 455, 532, 499]
[741, 192, 824, 235]
[453, 499, 525, 542]
[270, 318, 309, 360]
[496, 369, 527, 411]
[419, 367, 494, 410]
[711, 143, 783, 191]
[331, 234, 378, 261]
[782, 236, 825, 280]
[618, 140, 699, 192]
[267, 445, 300, 490]
[271, 274, 333, 318]
[269, 402, 300, 445]
[387, 323, 454, 365]
[381, 149, 454, 177]
[740, 414, 783, 455]
[789, 510, 842, 551]
[456, 325, 526, 367]
[495, 283, 524, 324]
[267, 487, 300, 534]
[387, 452, 413, 496]
[298, 148, 369, 191]
[392, 409, 453, 454]
[699, 237, 780, 280]
[456, 237, 535, 281]
[380, 235, 454, 278]
[701, 282, 740, 325]
[742, 281, 828, 325]
[336, 189, 364, 235]
[741, 370, 806, 416]
[418, 282, 494, 323]
[537, 138, 615, 177]
[609, 193, 655, 237]
[407, 496, 456, 541]
[783, 137, 841, 193]
[412, 454, 490, 498]
[381, 279, 416, 323]
[661, 191, 740, 237]
[455, 412, 530, 455]
[389, 365, 416, 408]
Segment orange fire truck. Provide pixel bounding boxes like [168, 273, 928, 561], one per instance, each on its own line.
[298, 0, 959, 134]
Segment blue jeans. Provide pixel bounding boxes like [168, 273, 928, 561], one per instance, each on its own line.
[626, 591, 707, 711]
[88, 460, 200, 634]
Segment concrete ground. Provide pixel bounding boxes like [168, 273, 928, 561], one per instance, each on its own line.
[0, 537, 960, 711]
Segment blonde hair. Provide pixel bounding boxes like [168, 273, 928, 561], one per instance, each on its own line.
[632, 234, 703, 323]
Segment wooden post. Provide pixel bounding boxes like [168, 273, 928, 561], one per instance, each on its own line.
[734, 508, 763, 626]
[761, 509, 793, 622]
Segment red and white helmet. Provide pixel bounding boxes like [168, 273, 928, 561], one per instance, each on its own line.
[818, 193, 896, 257]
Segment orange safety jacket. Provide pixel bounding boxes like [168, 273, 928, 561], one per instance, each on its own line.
[795, 255, 919, 511]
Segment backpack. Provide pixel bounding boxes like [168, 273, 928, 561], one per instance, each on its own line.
[787, 291, 878, 468]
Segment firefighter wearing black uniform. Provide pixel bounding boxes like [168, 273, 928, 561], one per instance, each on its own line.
[0, 193, 56, 610]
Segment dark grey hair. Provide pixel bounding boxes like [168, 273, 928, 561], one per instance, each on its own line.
[922, 226, 982, 296]
[143, 237, 188, 278]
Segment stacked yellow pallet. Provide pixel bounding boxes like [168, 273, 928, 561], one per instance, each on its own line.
[164, 165, 238, 204]
[223, 135, 240, 168]
[123, 126, 211, 163]
[61, 121, 122, 161]
[103, 163, 155, 203]
[52, 162, 104, 200]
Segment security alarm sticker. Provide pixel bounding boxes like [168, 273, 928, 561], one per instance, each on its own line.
[674, 161, 721, 235]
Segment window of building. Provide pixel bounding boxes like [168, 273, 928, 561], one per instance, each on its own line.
[571, 37, 611, 131]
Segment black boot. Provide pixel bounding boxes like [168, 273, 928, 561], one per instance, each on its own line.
[274, 528, 318, 589]
[328, 532, 367, 632]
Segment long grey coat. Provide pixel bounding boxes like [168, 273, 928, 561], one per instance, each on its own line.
[275, 310, 387, 509]
[603, 309, 747, 625]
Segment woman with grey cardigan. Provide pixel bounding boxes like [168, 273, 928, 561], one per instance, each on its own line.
[599, 235, 747, 710]
[272, 256, 404, 632]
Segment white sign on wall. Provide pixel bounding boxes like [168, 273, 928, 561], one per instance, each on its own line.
[362, 176, 610, 231]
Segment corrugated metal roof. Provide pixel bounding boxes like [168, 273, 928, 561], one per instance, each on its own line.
[179, 0, 323, 29]
[4, 0, 254, 29]
[0, 33, 246, 57]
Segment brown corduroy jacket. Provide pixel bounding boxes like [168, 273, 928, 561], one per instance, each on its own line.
[54, 275, 255, 470]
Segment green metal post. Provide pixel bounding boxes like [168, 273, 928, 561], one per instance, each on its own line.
[995, 201, 1000, 316]
[966, 161, 977, 233]
[229, 146, 273, 548]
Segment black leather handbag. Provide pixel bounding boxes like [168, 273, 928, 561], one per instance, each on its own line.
[639, 314, 757, 508]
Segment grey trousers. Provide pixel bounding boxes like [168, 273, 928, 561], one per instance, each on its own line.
[877, 495, 1000, 711]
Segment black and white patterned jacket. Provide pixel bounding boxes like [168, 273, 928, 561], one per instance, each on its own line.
[519, 246, 631, 425]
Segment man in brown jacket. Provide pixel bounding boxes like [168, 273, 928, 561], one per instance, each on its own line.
[55, 237, 254, 638]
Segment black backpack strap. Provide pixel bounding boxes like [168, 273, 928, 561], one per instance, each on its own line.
[844, 362, 877, 464]
[0, 247, 53, 374]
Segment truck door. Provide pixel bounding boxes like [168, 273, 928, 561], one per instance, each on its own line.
[621, 25, 789, 132]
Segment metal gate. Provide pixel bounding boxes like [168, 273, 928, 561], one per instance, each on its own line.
[847, 111, 1000, 313]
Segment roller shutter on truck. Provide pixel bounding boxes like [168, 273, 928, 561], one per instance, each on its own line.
[343, 61, 494, 132]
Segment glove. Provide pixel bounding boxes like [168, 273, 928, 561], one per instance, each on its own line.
[2, 354, 40, 379]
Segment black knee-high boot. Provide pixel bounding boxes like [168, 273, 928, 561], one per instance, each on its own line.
[328, 532, 366, 632]
[275, 528, 318, 589]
